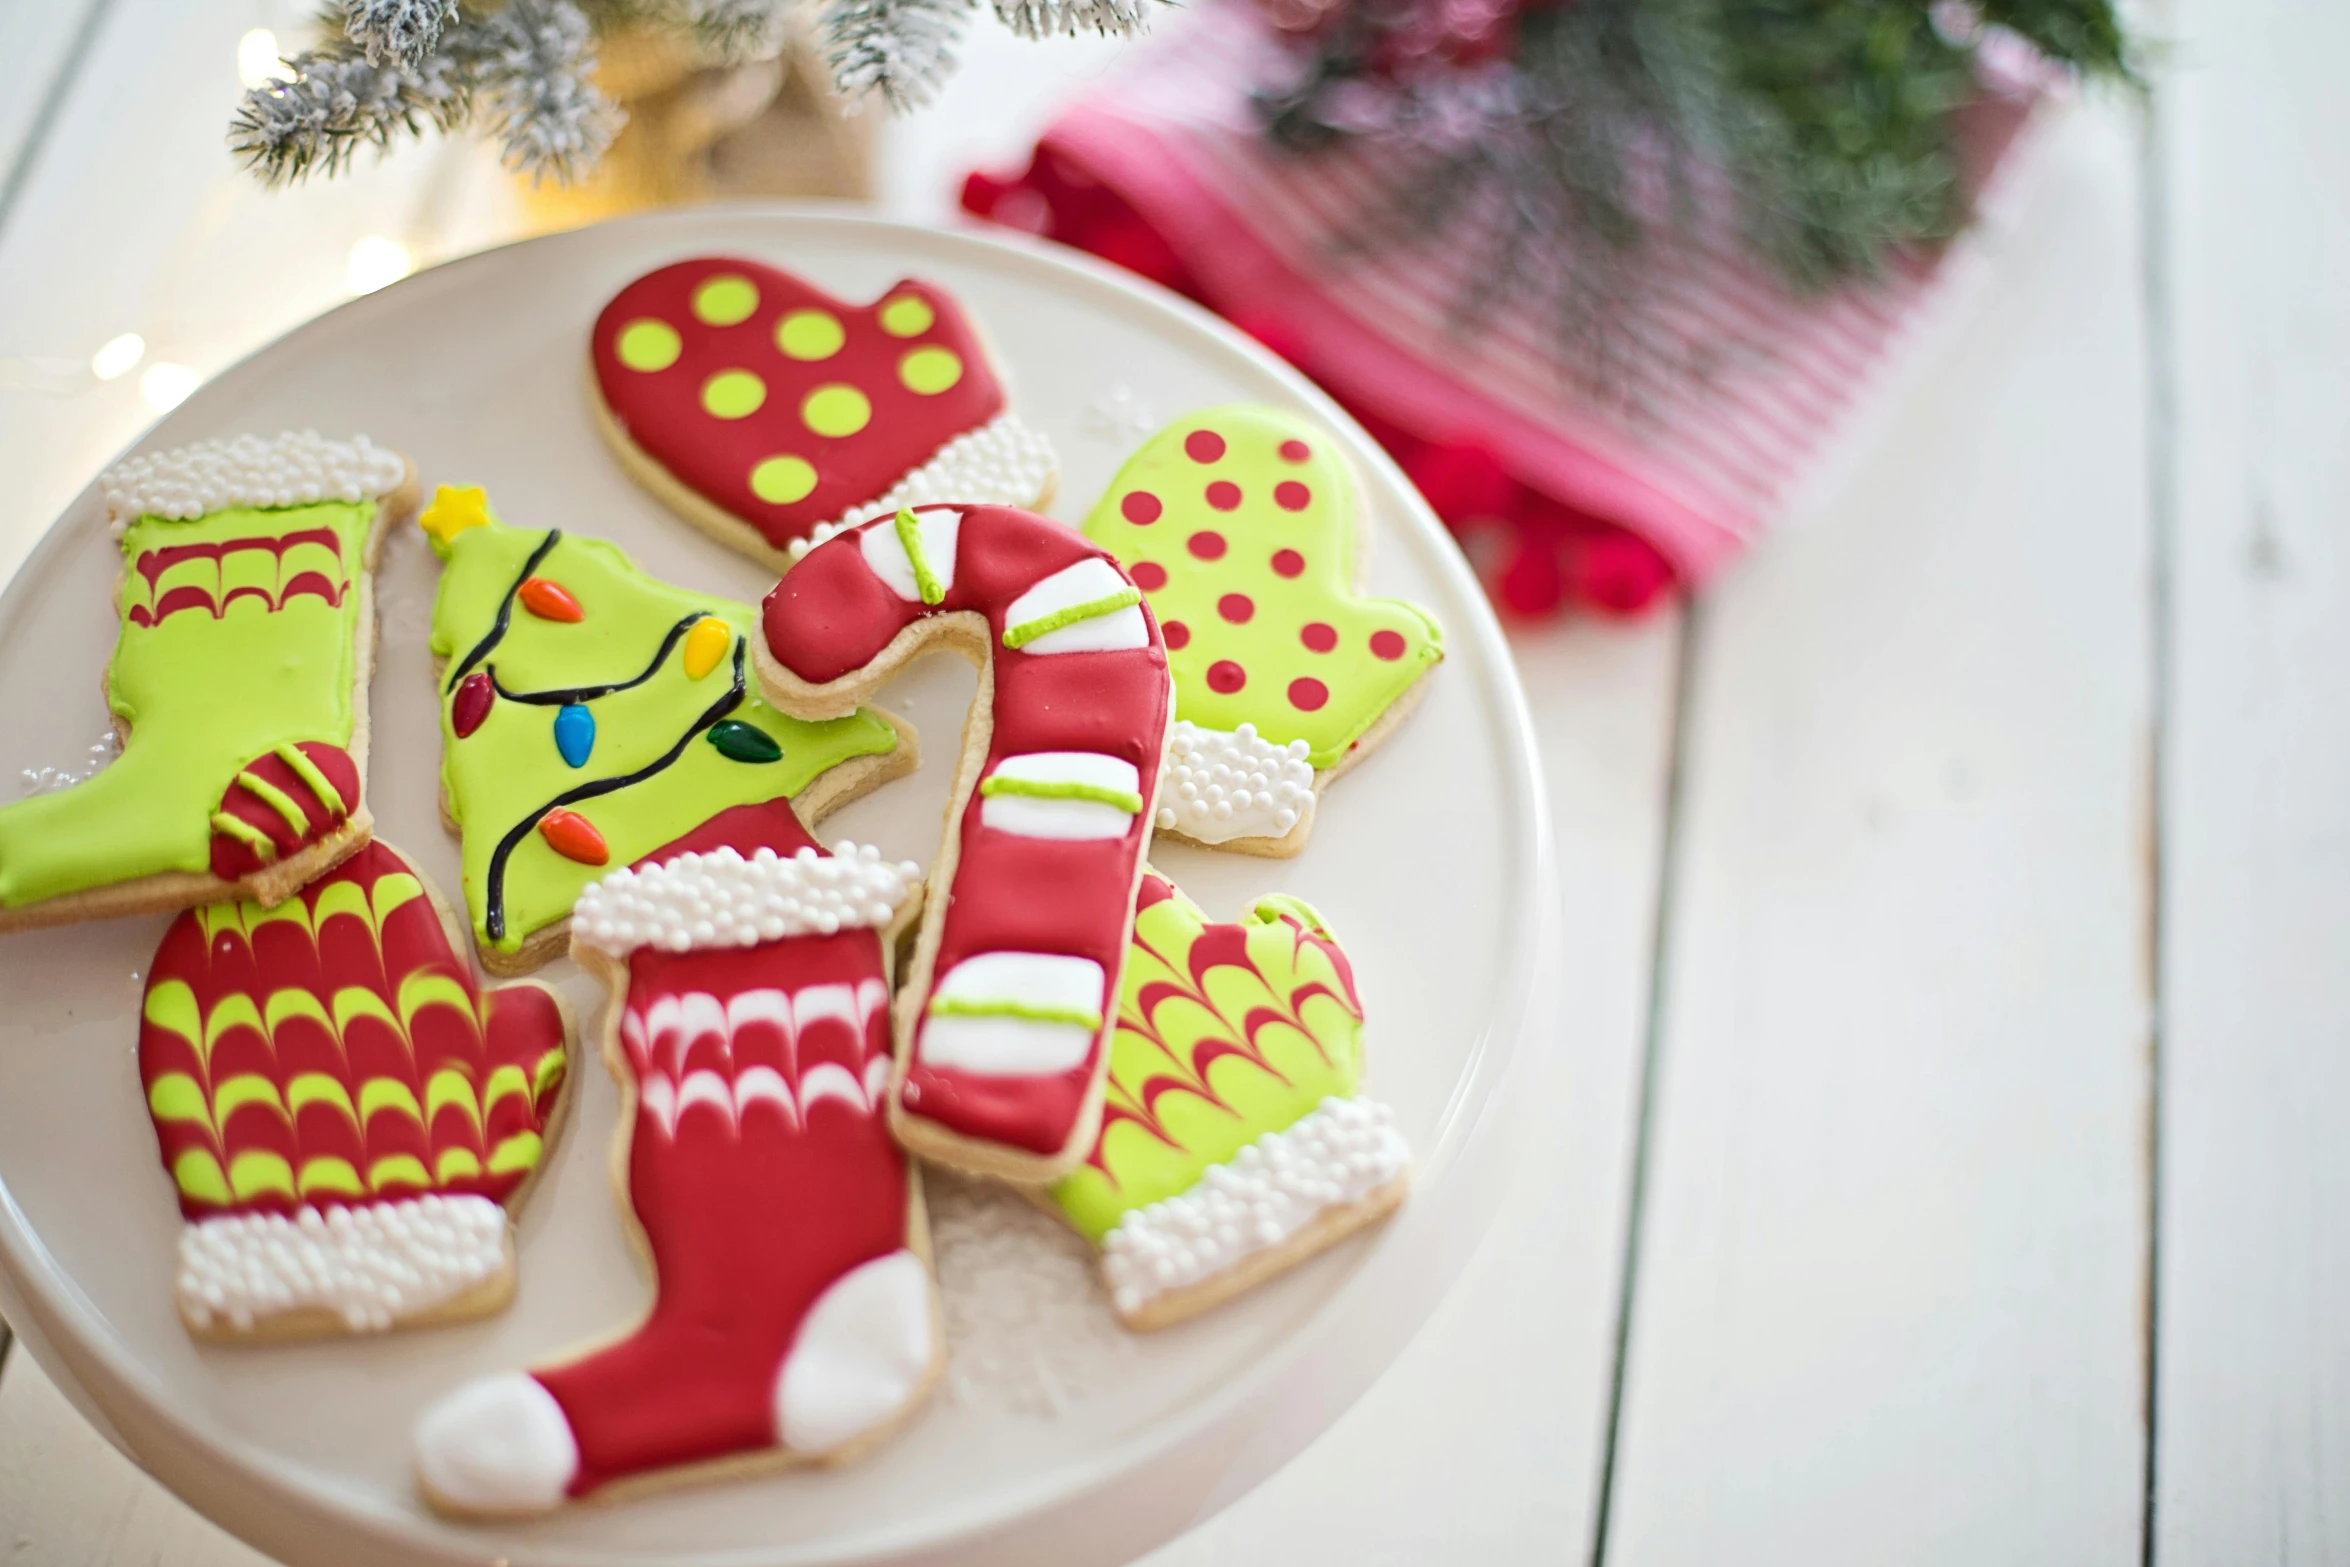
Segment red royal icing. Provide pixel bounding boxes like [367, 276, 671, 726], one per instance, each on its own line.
[518, 577, 584, 623]
[207, 742, 361, 881]
[127, 528, 348, 628]
[591, 259, 1006, 552]
[141, 841, 568, 1222]
[531, 803, 912, 1493]
[451, 671, 495, 739]
[763, 506, 1171, 1159]
[538, 808, 609, 865]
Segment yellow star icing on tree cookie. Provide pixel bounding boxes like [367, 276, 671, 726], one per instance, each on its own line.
[419, 484, 490, 547]
[1082, 406, 1442, 770]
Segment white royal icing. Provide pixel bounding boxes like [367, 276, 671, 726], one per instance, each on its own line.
[1003, 556, 1151, 655]
[773, 1249, 937, 1451]
[413, 1371, 580, 1515]
[919, 951, 1106, 1076]
[625, 981, 895, 1135]
[176, 1192, 507, 1334]
[790, 412, 1058, 560]
[571, 842, 922, 955]
[858, 503, 963, 603]
[103, 430, 408, 534]
[1154, 721, 1318, 844]
[980, 751, 1142, 842]
[1099, 1095, 1409, 1316]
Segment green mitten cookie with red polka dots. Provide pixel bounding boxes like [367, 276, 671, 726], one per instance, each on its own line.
[1083, 407, 1442, 857]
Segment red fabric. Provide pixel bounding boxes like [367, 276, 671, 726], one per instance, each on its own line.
[961, 5, 2043, 618]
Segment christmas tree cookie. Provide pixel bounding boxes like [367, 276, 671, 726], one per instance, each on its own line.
[140, 840, 573, 1342]
[1051, 872, 1409, 1330]
[1083, 407, 1443, 857]
[0, 431, 416, 932]
[591, 257, 1056, 572]
[414, 802, 939, 1517]
[421, 487, 911, 974]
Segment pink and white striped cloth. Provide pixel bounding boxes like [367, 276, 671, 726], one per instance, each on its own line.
[963, 4, 2043, 614]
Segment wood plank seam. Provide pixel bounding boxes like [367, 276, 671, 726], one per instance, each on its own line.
[1582, 604, 1702, 1567]
[0, 0, 122, 244]
[2134, 70, 2179, 1567]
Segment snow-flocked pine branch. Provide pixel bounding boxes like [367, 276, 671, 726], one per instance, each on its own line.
[341, 0, 460, 66]
[228, 41, 467, 186]
[463, 0, 621, 183]
[822, 0, 978, 110]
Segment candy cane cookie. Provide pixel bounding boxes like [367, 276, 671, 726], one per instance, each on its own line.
[591, 258, 1056, 573]
[0, 432, 416, 931]
[757, 504, 1173, 1184]
[1082, 407, 1442, 857]
[413, 801, 938, 1517]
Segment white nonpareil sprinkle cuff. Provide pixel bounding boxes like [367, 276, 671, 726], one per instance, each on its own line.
[103, 430, 408, 532]
[572, 842, 923, 955]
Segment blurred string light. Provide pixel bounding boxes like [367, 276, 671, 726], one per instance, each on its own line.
[140, 363, 198, 412]
[347, 236, 414, 296]
[237, 28, 289, 91]
[90, 333, 145, 382]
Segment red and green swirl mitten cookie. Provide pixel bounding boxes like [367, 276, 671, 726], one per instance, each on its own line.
[1051, 872, 1409, 1330]
[420, 486, 911, 974]
[0, 432, 415, 932]
[1082, 407, 1442, 857]
[591, 257, 1057, 572]
[140, 840, 572, 1342]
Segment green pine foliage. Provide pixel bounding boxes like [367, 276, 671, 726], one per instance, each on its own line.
[1261, 0, 2132, 380]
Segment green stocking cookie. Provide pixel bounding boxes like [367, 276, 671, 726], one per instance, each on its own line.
[1051, 871, 1409, 1330]
[420, 487, 909, 972]
[0, 432, 416, 931]
[1082, 407, 1442, 857]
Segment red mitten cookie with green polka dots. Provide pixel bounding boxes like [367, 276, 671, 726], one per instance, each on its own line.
[591, 258, 1057, 572]
[1083, 407, 1442, 857]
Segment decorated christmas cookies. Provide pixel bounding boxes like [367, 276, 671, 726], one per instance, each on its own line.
[1084, 406, 1443, 856]
[591, 258, 1057, 572]
[758, 503, 1173, 1185]
[419, 485, 912, 974]
[142, 840, 573, 1341]
[1052, 872, 1408, 1329]
[413, 801, 939, 1516]
[0, 432, 415, 931]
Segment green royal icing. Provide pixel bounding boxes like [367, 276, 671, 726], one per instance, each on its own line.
[0, 502, 371, 908]
[976, 776, 1145, 813]
[1082, 406, 1443, 770]
[1051, 880, 1365, 1243]
[427, 512, 898, 954]
[893, 507, 946, 605]
[1001, 587, 1142, 650]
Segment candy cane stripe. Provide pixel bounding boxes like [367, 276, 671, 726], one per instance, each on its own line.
[1001, 558, 1151, 654]
[860, 506, 961, 604]
[922, 952, 1108, 1076]
[979, 752, 1143, 841]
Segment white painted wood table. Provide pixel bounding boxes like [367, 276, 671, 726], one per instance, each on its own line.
[0, 0, 2338, 1562]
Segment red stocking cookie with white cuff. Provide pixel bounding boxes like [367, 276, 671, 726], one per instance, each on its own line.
[1082, 407, 1443, 857]
[591, 258, 1057, 572]
[757, 504, 1174, 1184]
[413, 801, 938, 1516]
